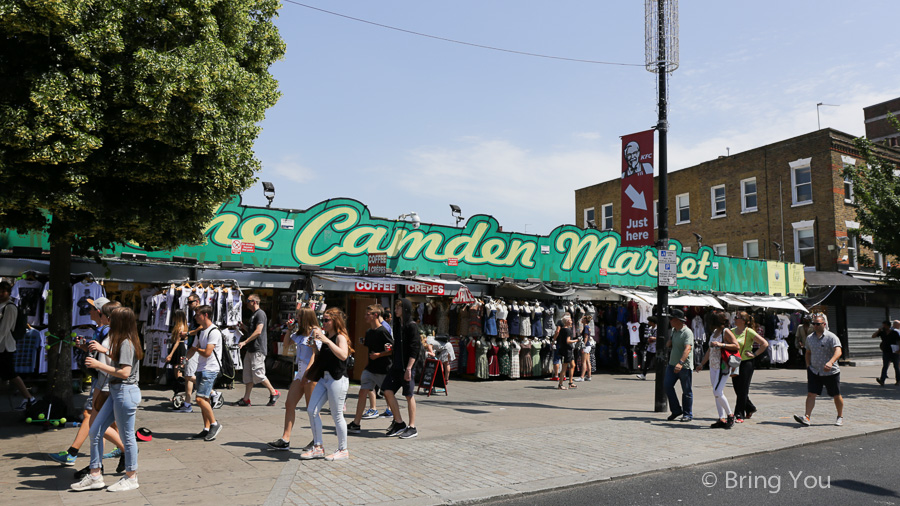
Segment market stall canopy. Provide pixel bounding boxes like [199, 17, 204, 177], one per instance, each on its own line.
[804, 271, 871, 287]
[611, 288, 723, 309]
[719, 294, 808, 312]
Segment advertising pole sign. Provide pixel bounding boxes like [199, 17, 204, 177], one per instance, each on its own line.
[621, 130, 655, 247]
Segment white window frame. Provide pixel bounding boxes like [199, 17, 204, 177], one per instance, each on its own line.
[740, 177, 758, 213]
[842, 155, 856, 204]
[792, 219, 816, 269]
[653, 200, 658, 229]
[790, 157, 813, 206]
[675, 193, 690, 225]
[743, 239, 759, 259]
[601, 203, 613, 231]
[583, 207, 595, 229]
[713, 243, 728, 256]
[710, 184, 726, 219]
[846, 234, 858, 270]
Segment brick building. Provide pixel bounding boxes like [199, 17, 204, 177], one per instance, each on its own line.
[575, 127, 900, 358]
[864, 97, 900, 147]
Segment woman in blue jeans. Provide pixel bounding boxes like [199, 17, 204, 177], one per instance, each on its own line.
[72, 307, 143, 492]
[301, 307, 353, 462]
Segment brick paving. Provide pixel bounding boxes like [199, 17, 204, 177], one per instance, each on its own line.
[2, 363, 899, 505]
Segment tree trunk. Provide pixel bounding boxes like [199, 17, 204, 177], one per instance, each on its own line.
[47, 240, 74, 416]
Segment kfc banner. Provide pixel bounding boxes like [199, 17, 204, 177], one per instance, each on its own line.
[620, 130, 655, 247]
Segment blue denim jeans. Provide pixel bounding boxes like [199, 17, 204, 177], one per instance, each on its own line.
[89, 383, 141, 472]
[664, 364, 693, 418]
[307, 372, 349, 451]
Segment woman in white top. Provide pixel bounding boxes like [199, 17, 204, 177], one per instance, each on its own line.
[267, 308, 321, 451]
[695, 312, 740, 429]
[576, 315, 594, 382]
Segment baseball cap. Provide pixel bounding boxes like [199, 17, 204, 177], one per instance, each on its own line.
[136, 427, 153, 442]
[87, 297, 111, 312]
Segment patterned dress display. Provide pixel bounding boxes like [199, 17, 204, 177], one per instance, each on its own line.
[531, 309, 544, 337]
[499, 340, 511, 376]
[498, 319, 509, 339]
[510, 340, 521, 378]
[531, 339, 542, 377]
[475, 338, 489, 379]
[520, 309, 532, 337]
[520, 339, 533, 377]
[488, 341, 500, 377]
[468, 302, 483, 337]
[541, 339, 553, 375]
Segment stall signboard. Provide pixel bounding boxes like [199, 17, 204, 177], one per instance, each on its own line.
[1, 195, 804, 294]
[407, 282, 445, 296]
[368, 253, 387, 275]
[354, 281, 396, 294]
[452, 285, 476, 304]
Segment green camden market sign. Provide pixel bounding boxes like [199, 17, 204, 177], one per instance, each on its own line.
[2, 196, 804, 294]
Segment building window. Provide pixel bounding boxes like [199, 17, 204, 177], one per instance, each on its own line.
[793, 224, 816, 267]
[653, 200, 658, 229]
[583, 207, 594, 229]
[710, 185, 726, 218]
[675, 193, 690, 224]
[790, 158, 813, 205]
[713, 243, 727, 256]
[601, 203, 613, 231]
[842, 155, 856, 204]
[741, 177, 757, 213]
[846, 234, 858, 270]
[743, 240, 759, 259]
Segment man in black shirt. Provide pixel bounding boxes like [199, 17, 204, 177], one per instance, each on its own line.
[875, 320, 900, 386]
[347, 304, 393, 434]
[236, 295, 280, 406]
[383, 298, 421, 439]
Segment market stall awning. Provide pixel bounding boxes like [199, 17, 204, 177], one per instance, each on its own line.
[804, 271, 871, 287]
[610, 288, 724, 309]
[719, 294, 808, 312]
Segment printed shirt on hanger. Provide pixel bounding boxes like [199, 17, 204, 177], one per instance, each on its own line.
[71, 281, 106, 327]
[11, 279, 44, 326]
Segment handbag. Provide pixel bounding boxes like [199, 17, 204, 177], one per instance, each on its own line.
[721, 348, 741, 375]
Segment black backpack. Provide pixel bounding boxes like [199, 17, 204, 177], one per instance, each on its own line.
[3, 303, 27, 341]
[211, 327, 236, 383]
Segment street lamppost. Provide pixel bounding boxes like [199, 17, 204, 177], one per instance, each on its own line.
[646, 0, 678, 412]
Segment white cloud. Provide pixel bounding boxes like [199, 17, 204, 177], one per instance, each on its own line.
[267, 155, 317, 184]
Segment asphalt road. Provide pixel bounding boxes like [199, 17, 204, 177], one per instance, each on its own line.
[476, 428, 900, 506]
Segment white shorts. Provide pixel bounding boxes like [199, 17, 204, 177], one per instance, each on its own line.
[293, 359, 309, 381]
[184, 353, 199, 377]
[583, 346, 592, 354]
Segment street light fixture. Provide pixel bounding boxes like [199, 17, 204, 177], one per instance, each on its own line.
[450, 204, 464, 227]
[262, 181, 275, 207]
[692, 232, 702, 249]
[816, 102, 840, 130]
[772, 241, 783, 262]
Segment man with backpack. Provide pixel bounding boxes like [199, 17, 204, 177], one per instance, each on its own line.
[0, 280, 37, 411]
[186, 305, 224, 441]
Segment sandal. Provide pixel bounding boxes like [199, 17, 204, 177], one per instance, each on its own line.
[557, 384, 567, 390]
[569, 383, 577, 389]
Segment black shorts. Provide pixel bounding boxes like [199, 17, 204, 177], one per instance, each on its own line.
[0, 351, 17, 381]
[382, 369, 415, 398]
[807, 369, 841, 397]
[564, 351, 575, 363]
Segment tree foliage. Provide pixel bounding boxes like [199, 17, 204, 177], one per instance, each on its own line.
[842, 117, 900, 281]
[0, 0, 286, 251]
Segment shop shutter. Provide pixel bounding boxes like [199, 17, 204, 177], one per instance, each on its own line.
[846, 306, 886, 358]
[888, 308, 900, 320]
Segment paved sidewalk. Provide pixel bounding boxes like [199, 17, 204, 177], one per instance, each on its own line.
[2, 364, 899, 505]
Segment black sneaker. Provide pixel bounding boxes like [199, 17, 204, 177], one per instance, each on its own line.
[267, 391, 281, 406]
[710, 419, 727, 429]
[666, 412, 682, 421]
[267, 438, 290, 451]
[347, 422, 361, 434]
[116, 454, 125, 473]
[386, 421, 407, 437]
[204, 423, 223, 441]
[189, 429, 210, 440]
[74, 464, 101, 480]
[398, 426, 418, 439]
[299, 440, 315, 452]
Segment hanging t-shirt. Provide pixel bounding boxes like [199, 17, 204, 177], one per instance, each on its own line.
[627, 322, 641, 345]
[12, 279, 44, 326]
[42, 282, 50, 326]
[71, 281, 106, 327]
[215, 288, 228, 326]
[178, 286, 193, 315]
[138, 287, 158, 322]
[226, 289, 242, 327]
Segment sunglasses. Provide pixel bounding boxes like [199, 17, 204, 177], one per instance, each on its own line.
[321, 318, 333, 323]
[812, 322, 825, 326]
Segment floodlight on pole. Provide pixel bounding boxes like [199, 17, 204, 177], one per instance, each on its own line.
[816, 103, 839, 130]
[262, 181, 275, 207]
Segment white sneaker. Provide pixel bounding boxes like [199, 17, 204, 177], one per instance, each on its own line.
[635, 374, 646, 380]
[71, 473, 106, 491]
[835, 416, 843, 426]
[574, 377, 584, 382]
[107, 475, 139, 492]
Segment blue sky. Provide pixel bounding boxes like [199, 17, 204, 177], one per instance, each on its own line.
[241, 0, 899, 235]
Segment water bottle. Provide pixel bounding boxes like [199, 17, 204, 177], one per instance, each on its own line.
[65, 422, 81, 428]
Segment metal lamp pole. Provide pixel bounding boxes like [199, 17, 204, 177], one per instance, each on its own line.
[646, 0, 678, 412]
